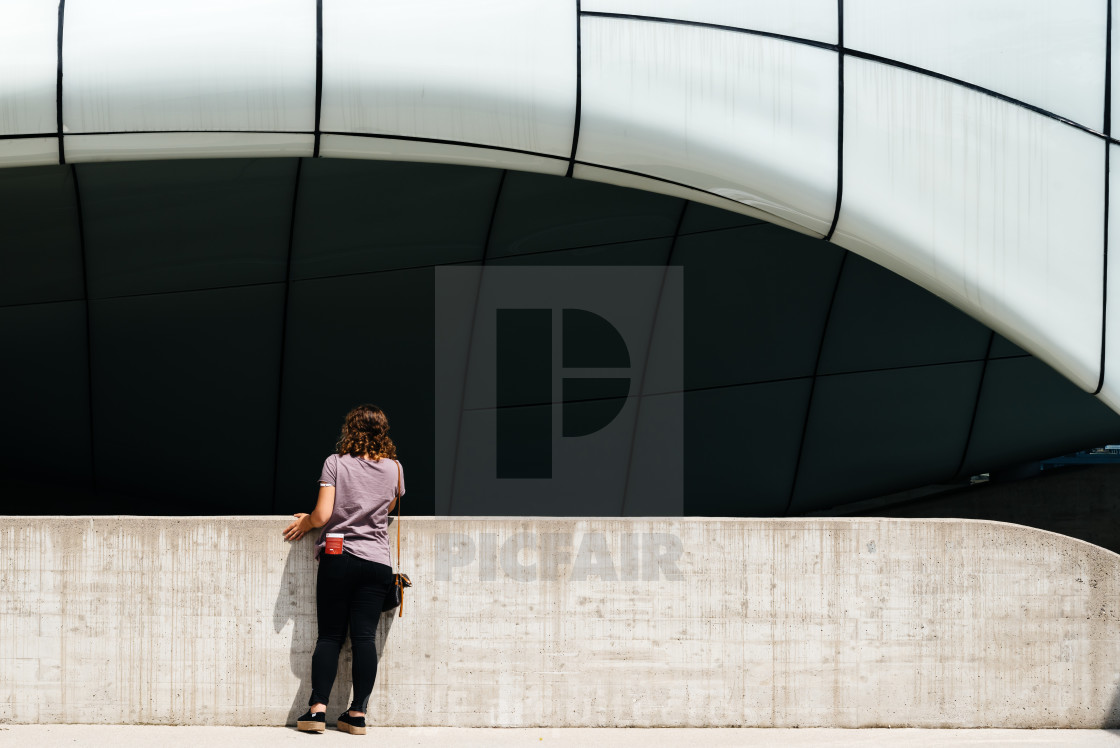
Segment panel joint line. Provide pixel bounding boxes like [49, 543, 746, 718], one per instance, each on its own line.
[824, 0, 844, 242]
[619, 200, 689, 516]
[1097, 0, 1112, 395]
[270, 158, 303, 513]
[566, 0, 583, 178]
[447, 170, 507, 514]
[56, 0, 67, 165]
[581, 9, 1108, 142]
[72, 165, 94, 489]
[784, 251, 848, 515]
[954, 332, 995, 478]
[313, 0, 324, 157]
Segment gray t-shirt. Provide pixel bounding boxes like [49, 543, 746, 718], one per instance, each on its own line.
[314, 453, 404, 566]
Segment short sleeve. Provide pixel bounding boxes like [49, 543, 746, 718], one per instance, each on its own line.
[319, 454, 337, 486]
[397, 460, 405, 497]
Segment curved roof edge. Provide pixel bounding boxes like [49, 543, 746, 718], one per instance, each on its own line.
[1, 0, 1115, 411]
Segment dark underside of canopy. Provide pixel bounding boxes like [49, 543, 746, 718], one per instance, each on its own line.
[1, 157, 1117, 517]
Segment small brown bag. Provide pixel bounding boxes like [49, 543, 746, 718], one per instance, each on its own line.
[382, 459, 411, 616]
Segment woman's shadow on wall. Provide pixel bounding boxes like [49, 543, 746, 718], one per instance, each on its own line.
[272, 541, 396, 726]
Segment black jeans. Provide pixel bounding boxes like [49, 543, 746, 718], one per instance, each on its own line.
[308, 550, 394, 712]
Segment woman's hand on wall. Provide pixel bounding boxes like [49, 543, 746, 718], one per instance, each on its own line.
[283, 513, 312, 541]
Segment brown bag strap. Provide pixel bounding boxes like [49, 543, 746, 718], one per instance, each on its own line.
[394, 459, 403, 617]
[394, 459, 401, 569]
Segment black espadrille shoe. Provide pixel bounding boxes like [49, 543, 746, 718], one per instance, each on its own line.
[337, 711, 367, 734]
[296, 708, 326, 732]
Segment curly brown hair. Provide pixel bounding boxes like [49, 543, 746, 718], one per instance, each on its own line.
[336, 404, 397, 461]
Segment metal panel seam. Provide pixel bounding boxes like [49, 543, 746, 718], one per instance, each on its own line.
[270, 158, 304, 513]
[565, 0, 582, 178]
[619, 200, 688, 515]
[447, 170, 507, 514]
[823, 0, 844, 242]
[953, 331, 996, 478]
[72, 164, 93, 489]
[784, 251, 849, 515]
[55, 0, 66, 164]
[1096, 0, 1112, 395]
[313, 0, 323, 157]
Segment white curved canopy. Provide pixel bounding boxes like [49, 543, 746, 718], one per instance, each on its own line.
[1, 0, 1116, 412]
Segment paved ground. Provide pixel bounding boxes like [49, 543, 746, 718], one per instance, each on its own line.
[1, 726, 1118, 747]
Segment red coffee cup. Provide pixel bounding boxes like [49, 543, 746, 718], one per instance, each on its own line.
[325, 533, 344, 555]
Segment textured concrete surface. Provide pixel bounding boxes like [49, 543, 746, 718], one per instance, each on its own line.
[2, 516, 1119, 727]
[2, 726, 1120, 747]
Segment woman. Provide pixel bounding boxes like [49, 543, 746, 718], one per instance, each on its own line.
[282, 404, 404, 735]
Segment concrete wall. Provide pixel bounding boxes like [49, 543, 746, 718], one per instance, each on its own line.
[2, 516, 1119, 728]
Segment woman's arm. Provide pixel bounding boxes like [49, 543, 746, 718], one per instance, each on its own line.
[308, 484, 336, 527]
[282, 485, 336, 541]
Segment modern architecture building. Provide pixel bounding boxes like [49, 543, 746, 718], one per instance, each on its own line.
[2, 0, 1118, 517]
